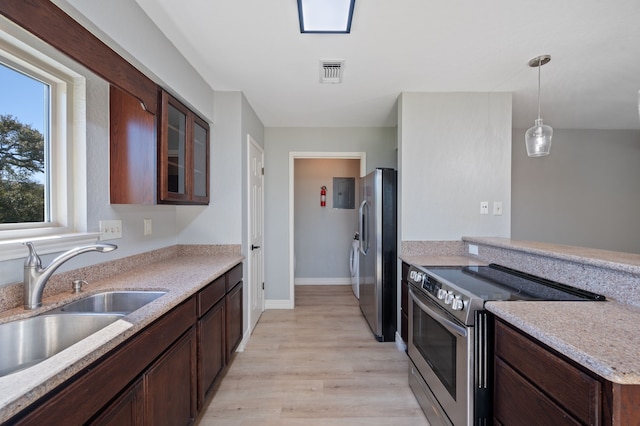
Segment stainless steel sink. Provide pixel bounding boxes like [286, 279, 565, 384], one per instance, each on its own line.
[0, 314, 123, 377]
[52, 291, 167, 315]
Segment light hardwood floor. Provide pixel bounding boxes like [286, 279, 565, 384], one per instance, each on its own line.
[197, 285, 429, 425]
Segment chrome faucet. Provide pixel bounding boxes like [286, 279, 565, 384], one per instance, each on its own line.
[23, 241, 117, 309]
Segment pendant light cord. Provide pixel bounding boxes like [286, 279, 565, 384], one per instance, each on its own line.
[536, 58, 542, 121]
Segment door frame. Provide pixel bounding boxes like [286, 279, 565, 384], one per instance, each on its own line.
[288, 152, 367, 307]
[247, 135, 265, 336]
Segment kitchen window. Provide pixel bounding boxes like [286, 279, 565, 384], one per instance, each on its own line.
[0, 25, 96, 261]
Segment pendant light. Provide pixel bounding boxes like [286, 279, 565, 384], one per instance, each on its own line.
[525, 55, 553, 157]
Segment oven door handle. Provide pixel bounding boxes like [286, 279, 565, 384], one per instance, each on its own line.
[409, 288, 468, 338]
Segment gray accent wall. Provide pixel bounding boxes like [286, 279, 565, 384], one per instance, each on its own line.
[294, 159, 360, 280]
[512, 128, 640, 254]
[264, 127, 397, 301]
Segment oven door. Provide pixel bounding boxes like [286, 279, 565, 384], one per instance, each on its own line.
[408, 285, 474, 426]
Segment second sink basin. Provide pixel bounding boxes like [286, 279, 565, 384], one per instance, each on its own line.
[54, 291, 167, 315]
[0, 314, 123, 377]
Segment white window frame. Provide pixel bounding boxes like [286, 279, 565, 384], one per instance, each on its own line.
[0, 20, 99, 261]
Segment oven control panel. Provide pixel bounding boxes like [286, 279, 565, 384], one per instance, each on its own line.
[407, 265, 473, 316]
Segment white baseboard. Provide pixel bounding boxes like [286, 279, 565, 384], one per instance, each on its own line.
[395, 331, 407, 352]
[294, 277, 352, 285]
[236, 330, 251, 352]
[265, 299, 294, 309]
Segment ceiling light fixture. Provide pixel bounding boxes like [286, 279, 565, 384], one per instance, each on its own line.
[297, 0, 355, 33]
[525, 55, 553, 157]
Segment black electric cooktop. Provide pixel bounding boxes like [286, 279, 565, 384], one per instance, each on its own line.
[425, 264, 606, 302]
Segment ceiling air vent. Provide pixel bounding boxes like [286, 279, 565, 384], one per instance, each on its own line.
[320, 60, 344, 84]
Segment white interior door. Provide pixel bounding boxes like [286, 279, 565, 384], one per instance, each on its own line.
[248, 136, 264, 333]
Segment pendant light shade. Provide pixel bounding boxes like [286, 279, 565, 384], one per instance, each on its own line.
[525, 55, 552, 157]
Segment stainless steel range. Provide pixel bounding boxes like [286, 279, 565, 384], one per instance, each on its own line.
[405, 263, 605, 426]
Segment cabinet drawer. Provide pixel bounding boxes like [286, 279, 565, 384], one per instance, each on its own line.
[226, 263, 243, 292]
[198, 276, 225, 317]
[495, 320, 600, 425]
[494, 358, 581, 425]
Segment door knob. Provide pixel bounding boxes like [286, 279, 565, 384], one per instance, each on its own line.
[251, 244, 261, 251]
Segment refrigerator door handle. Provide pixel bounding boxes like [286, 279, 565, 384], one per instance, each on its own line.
[358, 200, 369, 255]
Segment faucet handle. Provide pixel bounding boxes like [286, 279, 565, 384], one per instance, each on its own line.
[24, 242, 42, 268]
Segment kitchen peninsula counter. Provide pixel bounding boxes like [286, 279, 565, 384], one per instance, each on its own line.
[486, 300, 640, 385]
[402, 238, 640, 385]
[0, 248, 243, 423]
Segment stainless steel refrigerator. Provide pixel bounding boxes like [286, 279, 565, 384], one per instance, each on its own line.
[358, 168, 397, 342]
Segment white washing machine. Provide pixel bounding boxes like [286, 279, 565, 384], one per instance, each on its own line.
[349, 232, 360, 298]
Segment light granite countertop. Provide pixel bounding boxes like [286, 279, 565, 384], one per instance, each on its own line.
[0, 253, 243, 423]
[486, 300, 640, 385]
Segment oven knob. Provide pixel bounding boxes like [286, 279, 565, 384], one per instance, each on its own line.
[437, 288, 447, 300]
[451, 296, 464, 311]
[416, 272, 424, 282]
[444, 291, 454, 305]
[409, 271, 416, 280]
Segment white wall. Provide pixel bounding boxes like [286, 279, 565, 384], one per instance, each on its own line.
[177, 92, 243, 244]
[294, 159, 360, 281]
[512, 128, 640, 253]
[264, 127, 397, 301]
[399, 92, 512, 242]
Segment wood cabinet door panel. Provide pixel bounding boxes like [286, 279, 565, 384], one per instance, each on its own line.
[197, 300, 225, 408]
[225, 282, 243, 363]
[90, 378, 144, 426]
[145, 329, 197, 426]
[110, 85, 156, 204]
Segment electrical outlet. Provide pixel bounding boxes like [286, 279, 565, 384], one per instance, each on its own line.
[144, 218, 153, 236]
[480, 201, 489, 215]
[99, 220, 122, 240]
[493, 201, 503, 216]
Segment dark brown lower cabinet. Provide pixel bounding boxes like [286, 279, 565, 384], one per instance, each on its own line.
[225, 281, 243, 363]
[197, 299, 225, 408]
[145, 329, 197, 426]
[93, 329, 197, 426]
[92, 378, 144, 426]
[6, 263, 243, 426]
[494, 318, 640, 425]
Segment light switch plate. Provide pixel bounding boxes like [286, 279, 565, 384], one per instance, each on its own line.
[99, 220, 122, 240]
[493, 201, 503, 216]
[144, 218, 153, 236]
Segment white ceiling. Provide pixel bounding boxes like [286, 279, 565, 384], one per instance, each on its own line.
[135, 0, 640, 130]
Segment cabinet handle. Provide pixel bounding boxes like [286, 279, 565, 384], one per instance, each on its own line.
[251, 245, 261, 251]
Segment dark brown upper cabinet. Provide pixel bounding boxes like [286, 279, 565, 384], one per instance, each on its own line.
[110, 85, 157, 204]
[158, 91, 210, 205]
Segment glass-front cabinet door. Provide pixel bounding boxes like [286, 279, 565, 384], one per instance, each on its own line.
[167, 102, 187, 197]
[192, 116, 209, 203]
[159, 90, 210, 204]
